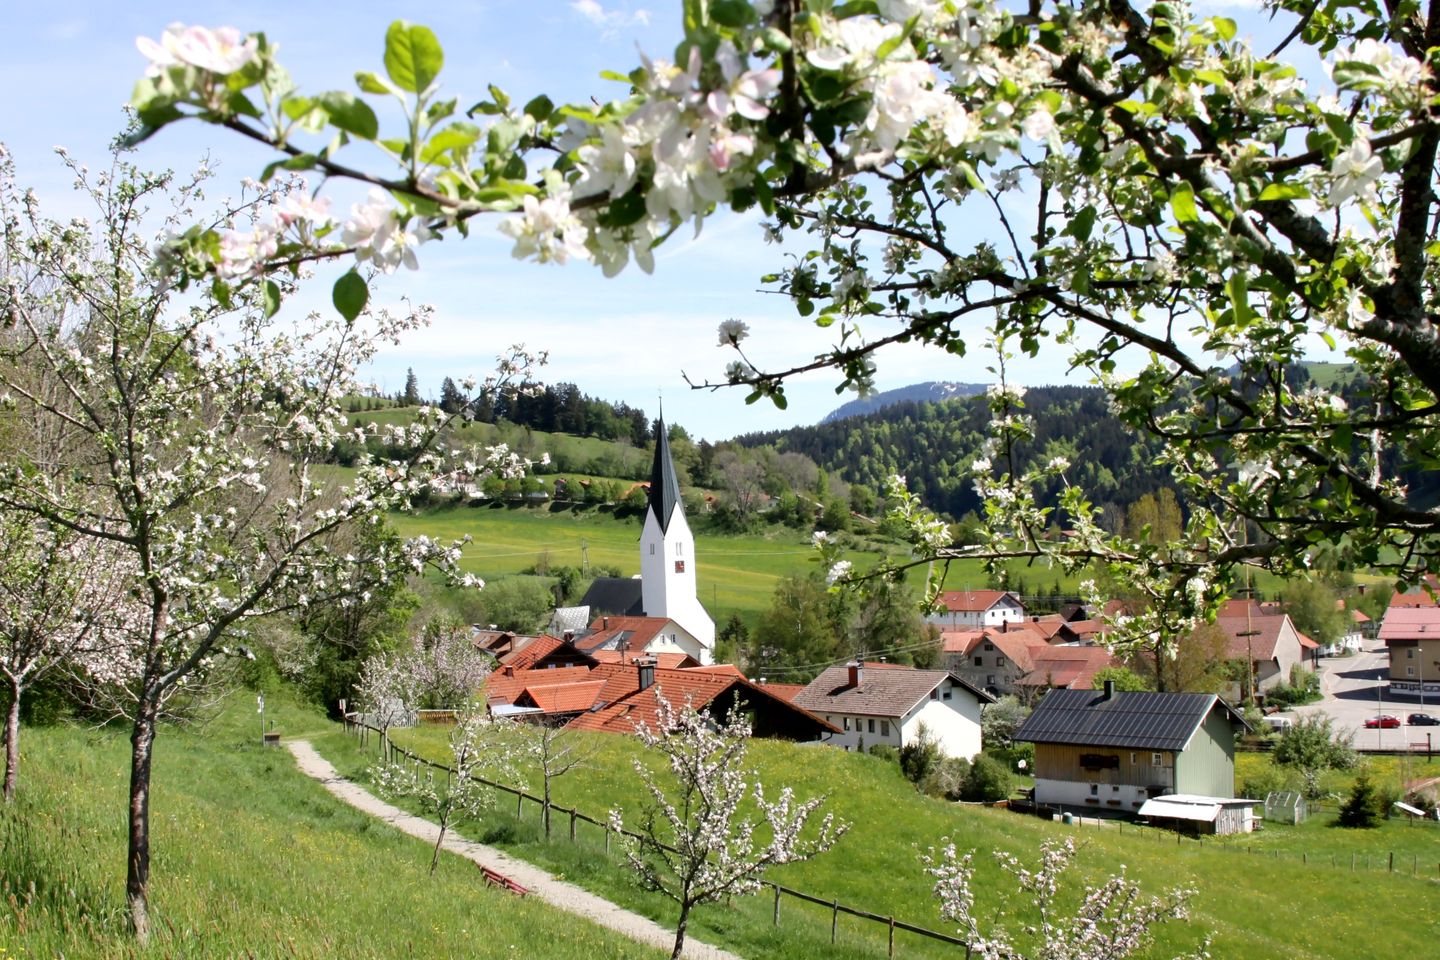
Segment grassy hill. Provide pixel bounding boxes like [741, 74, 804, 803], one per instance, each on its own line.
[370, 724, 1440, 960]
[0, 694, 664, 959]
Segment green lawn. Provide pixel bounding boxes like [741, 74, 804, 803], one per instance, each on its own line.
[0, 692, 664, 960]
[389, 502, 938, 626]
[368, 724, 1440, 960]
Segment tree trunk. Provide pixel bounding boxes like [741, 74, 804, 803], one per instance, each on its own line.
[3, 677, 20, 803]
[430, 807, 451, 877]
[127, 700, 158, 944]
[670, 901, 692, 960]
[543, 778, 552, 840]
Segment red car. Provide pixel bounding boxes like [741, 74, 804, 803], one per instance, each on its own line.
[1364, 715, 1401, 729]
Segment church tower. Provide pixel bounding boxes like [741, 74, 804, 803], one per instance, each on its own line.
[639, 417, 716, 663]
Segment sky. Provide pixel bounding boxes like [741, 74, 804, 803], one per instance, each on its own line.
[1, 0, 1338, 441]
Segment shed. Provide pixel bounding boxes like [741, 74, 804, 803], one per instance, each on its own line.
[1137, 794, 1259, 835]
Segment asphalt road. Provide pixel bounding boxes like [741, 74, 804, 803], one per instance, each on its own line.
[1287, 640, 1440, 752]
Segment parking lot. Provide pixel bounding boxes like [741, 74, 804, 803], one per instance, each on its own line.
[1287, 640, 1440, 753]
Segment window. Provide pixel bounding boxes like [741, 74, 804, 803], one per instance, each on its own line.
[930, 689, 939, 700]
[942, 688, 952, 700]
[674, 560, 685, 573]
[843, 717, 850, 731]
[1408, 666, 1416, 676]
[1408, 648, 1416, 659]
[1089, 783, 1099, 796]
[1151, 752, 1163, 767]
[983, 642, 994, 651]
[675, 542, 683, 556]
[1130, 752, 1137, 765]
[986, 675, 996, 686]
[649, 544, 655, 555]
[973, 657, 983, 666]
[995, 657, 1006, 667]
[881, 720, 890, 737]
[868, 718, 876, 734]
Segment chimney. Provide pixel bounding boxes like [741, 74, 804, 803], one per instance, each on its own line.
[847, 660, 862, 688]
[1102, 679, 1116, 701]
[635, 656, 656, 692]
[503, 665, 515, 678]
[758, 677, 767, 685]
[603, 616, 610, 630]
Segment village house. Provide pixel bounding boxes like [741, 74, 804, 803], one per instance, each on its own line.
[942, 626, 1116, 698]
[1214, 608, 1308, 697]
[925, 589, 1025, 629]
[1015, 683, 1250, 821]
[1380, 605, 1440, 701]
[790, 661, 993, 758]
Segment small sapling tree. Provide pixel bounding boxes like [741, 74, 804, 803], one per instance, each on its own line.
[610, 693, 847, 960]
[530, 722, 595, 841]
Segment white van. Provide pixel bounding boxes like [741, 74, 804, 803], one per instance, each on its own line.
[1262, 715, 1293, 733]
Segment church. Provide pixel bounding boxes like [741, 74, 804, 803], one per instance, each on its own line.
[568, 417, 716, 665]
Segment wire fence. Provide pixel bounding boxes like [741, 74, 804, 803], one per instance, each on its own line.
[344, 716, 968, 958]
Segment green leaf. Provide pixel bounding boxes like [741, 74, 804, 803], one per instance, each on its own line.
[1066, 206, 1097, 243]
[816, 313, 838, 328]
[523, 94, 554, 123]
[333, 271, 368, 323]
[319, 92, 379, 139]
[1209, 16, 1237, 40]
[1257, 182, 1310, 202]
[1169, 181, 1200, 223]
[263, 280, 282, 319]
[1227, 272, 1253, 326]
[711, 0, 754, 27]
[355, 71, 396, 95]
[383, 21, 444, 94]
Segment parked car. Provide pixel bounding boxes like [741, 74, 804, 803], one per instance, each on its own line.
[1365, 715, 1402, 729]
[1408, 713, 1440, 726]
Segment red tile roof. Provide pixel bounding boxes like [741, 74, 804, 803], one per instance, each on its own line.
[588, 649, 696, 669]
[519, 681, 606, 714]
[500, 634, 568, 670]
[565, 667, 836, 737]
[1215, 614, 1297, 661]
[580, 616, 674, 653]
[757, 682, 806, 702]
[1379, 606, 1440, 640]
[1017, 646, 1117, 690]
[486, 664, 596, 705]
[935, 589, 1020, 613]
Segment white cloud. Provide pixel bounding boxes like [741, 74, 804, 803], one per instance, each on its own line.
[571, 0, 651, 35]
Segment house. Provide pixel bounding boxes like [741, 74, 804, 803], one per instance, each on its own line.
[791, 661, 994, 758]
[1015, 646, 1118, 695]
[1379, 605, 1440, 701]
[1014, 683, 1249, 815]
[577, 614, 709, 667]
[484, 656, 835, 740]
[926, 590, 1025, 629]
[942, 628, 1044, 697]
[1214, 612, 1306, 697]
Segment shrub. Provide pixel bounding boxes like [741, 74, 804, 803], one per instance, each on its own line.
[922, 756, 972, 801]
[1273, 715, 1355, 772]
[868, 744, 899, 763]
[900, 725, 941, 787]
[960, 754, 1014, 803]
[1238, 767, 1292, 802]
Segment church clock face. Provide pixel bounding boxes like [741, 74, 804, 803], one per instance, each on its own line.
[674, 560, 685, 573]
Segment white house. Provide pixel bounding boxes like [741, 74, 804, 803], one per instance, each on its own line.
[926, 590, 1025, 629]
[791, 662, 994, 759]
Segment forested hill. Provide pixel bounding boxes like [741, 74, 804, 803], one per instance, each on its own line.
[734, 386, 1173, 523]
[820, 381, 987, 423]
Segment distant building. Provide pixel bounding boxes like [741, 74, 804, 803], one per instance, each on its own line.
[1380, 606, 1440, 701]
[1214, 612, 1307, 697]
[926, 590, 1025, 629]
[791, 662, 993, 758]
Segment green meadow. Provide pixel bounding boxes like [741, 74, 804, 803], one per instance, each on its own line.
[367, 724, 1440, 960]
[0, 693, 664, 960]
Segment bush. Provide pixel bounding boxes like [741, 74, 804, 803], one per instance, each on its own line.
[868, 744, 899, 763]
[1239, 766, 1292, 802]
[1273, 715, 1355, 772]
[984, 741, 1035, 774]
[900, 725, 941, 787]
[921, 756, 972, 801]
[960, 754, 1014, 803]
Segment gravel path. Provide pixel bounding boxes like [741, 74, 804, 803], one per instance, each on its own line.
[286, 740, 742, 960]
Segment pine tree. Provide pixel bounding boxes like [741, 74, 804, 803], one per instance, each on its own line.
[402, 368, 421, 406]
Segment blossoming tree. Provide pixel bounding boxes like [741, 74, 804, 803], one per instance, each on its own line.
[126, 5, 1440, 639]
[924, 837, 1203, 960]
[0, 143, 539, 941]
[609, 693, 846, 960]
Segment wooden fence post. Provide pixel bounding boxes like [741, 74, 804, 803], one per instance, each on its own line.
[604, 823, 610, 855]
[773, 884, 780, 926]
[1388, 852, 1394, 873]
[888, 916, 895, 958]
[517, 792, 523, 819]
[831, 900, 838, 944]
[570, 808, 577, 843]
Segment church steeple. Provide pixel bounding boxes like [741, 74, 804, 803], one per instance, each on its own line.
[648, 416, 683, 533]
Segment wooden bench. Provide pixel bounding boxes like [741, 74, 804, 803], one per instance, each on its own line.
[479, 864, 530, 897]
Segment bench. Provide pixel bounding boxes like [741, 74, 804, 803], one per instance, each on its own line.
[479, 864, 530, 897]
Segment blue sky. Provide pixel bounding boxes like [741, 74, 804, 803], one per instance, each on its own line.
[2, 1, 1336, 440]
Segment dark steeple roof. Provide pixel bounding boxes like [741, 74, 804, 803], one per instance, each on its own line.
[648, 416, 684, 533]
